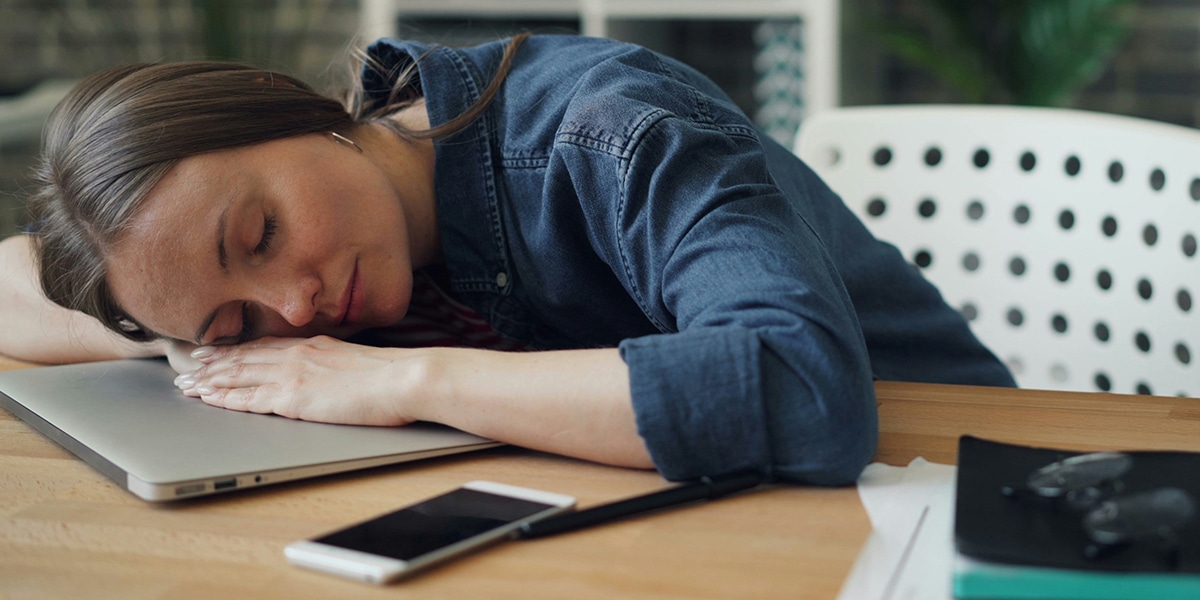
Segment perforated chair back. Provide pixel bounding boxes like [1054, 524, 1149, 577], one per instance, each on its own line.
[795, 105, 1199, 396]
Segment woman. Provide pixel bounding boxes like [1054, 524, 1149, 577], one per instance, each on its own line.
[0, 33, 1014, 485]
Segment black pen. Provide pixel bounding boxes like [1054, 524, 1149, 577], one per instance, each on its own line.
[517, 469, 766, 539]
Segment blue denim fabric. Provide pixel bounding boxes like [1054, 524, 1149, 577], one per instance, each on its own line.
[363, 35, 1015, 485]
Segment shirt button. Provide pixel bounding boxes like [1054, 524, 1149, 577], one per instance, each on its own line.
[495, 272, 509, 288]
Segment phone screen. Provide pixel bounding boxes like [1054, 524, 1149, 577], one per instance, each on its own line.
[314, 488, 555, 561]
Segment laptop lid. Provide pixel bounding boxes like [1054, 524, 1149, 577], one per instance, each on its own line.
[0, 359, 501, 501]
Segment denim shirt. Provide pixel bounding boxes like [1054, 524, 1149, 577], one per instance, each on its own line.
[363, 35, 1015, 485]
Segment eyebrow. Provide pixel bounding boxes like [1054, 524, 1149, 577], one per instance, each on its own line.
[193, 206, 233, 344]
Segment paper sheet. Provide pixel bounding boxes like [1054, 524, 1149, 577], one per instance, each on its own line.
[836, 458, 958, 600]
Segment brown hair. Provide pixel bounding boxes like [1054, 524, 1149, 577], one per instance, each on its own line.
[29, 33, 529, 342]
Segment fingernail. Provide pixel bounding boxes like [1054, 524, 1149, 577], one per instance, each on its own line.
[191, 346, 216, 359]
[195, 385, 216, 395]
[174, 374, 196, 388]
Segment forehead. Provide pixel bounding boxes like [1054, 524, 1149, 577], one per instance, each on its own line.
[105, 151, 239, 339]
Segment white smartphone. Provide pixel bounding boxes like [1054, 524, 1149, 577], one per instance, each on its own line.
[284, 481, 575, 584]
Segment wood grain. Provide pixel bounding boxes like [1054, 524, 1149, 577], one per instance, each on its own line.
[875, 381, 1200, 465]
[2, 357, 1198, 599]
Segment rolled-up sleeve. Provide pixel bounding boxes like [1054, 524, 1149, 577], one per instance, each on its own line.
[601, 115, 878, 485]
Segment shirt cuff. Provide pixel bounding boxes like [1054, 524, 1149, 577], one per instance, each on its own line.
[619, 327, 772, 481]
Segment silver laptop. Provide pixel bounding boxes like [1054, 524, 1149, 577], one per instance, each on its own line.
[0, 358, 501, 501]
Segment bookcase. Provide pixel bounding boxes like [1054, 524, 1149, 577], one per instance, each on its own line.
[357, 0, 840, 144]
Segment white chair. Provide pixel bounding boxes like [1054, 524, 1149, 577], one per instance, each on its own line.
[795, 105, 1199, 396]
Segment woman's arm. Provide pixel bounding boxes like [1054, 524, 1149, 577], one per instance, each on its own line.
[422, 346, 651, 468]
[587, 115, 877, 485]
[178, 337, 652, 468]
[0, 234, 166, 363]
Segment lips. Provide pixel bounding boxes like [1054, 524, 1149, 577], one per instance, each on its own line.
[339, 262, 363, 327]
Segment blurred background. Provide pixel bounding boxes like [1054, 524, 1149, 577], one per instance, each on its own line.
[0, 0, 1195, 238]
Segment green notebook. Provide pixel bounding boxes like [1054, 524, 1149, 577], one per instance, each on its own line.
[954, 554, 1200, 599]
[953, 436, 1200, 599]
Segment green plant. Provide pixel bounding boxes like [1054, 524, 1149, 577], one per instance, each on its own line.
[876, 0, 1135, 106]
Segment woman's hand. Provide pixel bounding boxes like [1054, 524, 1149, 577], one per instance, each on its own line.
[162, 339, 202, 373]
[174, 336, 420, 426]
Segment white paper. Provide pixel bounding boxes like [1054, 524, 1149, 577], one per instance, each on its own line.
[836, 458, 958, 600]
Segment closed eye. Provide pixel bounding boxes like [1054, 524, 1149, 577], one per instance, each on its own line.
[254, 215, 277, 255]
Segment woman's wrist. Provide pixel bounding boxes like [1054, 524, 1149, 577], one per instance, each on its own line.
[380, 345, 463, 426]
[399, 346, 518, 436]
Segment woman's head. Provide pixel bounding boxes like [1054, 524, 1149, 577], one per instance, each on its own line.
[30, 61, 356, 342]
[102, 127, 425, 346]
[29, 34, 528, 345]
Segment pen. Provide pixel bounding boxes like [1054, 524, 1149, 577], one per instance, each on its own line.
[517, 469, 766, 539]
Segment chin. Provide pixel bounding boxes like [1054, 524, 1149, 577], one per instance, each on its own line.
[377, 295, 413, 327]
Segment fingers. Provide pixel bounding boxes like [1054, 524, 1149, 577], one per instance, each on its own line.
[165, 340, 202, 373]
[195, 385, 279, 415]
[189, 338, 278, 363]
[188, 336, 328, 366]
[174, 363, 289, 416]
[175, 339, 300, 408]
[176, 359, 273, 392]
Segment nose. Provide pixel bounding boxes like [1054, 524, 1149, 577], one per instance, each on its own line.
[258, 271, 320, 328]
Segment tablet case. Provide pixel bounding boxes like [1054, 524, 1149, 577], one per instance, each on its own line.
[955, 435, 1200, 573]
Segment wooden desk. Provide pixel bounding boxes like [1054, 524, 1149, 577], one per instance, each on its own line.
[3, 354, 1199, 599]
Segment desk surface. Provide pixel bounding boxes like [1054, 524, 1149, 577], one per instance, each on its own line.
[3, 354, 1199, 599]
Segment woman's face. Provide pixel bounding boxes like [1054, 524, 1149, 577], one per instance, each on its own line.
[106, 132, 423, 345]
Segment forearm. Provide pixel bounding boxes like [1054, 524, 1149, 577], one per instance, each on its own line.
[178, 338, 651, 468]
[0, 235, 165, 363]
[416, 347, 653, 469]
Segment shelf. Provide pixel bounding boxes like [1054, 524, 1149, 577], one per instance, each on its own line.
[358, 0, 840, 116]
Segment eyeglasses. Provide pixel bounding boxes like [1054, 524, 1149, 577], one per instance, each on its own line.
[1082, 486, 1195, 566]
[1002, 451, 1196, 569]
[1001, 451, 1132, 509]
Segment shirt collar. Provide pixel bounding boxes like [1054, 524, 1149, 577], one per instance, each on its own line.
[363, 38, 513, 296]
